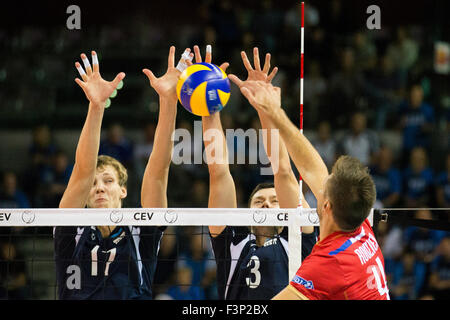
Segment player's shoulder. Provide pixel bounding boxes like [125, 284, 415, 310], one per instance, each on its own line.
[317, 221, 372, 257]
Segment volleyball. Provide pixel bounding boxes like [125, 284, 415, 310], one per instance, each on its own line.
[176, 62, 230, 116]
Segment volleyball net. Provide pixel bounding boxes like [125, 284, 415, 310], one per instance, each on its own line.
[1, 207, 449, 300]
[0, 207, 321, 300]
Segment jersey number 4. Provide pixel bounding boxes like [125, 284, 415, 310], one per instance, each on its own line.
[367, 257, 390, 299]
[91, 245, 117, 276]
[246, 256, 261, 289]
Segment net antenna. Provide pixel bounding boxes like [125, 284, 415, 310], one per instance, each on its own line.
[288, 1, 306, 280]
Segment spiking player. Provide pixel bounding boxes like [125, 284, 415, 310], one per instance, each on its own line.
[192, 46, 316, 300]
[54, 47, 191, 299]
[228, 62, 390, 300]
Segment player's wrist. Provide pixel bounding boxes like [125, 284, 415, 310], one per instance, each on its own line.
[89, 101, 106, 111]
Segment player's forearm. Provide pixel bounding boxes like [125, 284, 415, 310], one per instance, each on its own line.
[60, 103, 104, 208]
[268, 108, 329, 200]
[258, 111, 300, 208]
[145, 97, 177, 180]
[74, 102, 104, 175]
[203, 114, 237, 208]
[258, 111, 293, 175]
[202, 114, 232, 180]
[141, 97, 177, 207]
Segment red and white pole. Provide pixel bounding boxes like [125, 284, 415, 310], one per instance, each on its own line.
[299, 1, 305, 208]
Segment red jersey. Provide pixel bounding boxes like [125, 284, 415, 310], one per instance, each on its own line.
[289, 219, 390, 300]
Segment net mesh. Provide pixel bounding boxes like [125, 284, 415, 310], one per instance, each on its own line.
[1, 208, 448, 300]
[0, 207, 318, 300]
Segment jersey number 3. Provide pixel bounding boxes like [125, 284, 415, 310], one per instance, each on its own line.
[246, 256, 261, 288]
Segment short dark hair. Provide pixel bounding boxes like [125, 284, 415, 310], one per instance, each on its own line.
[248, 182, 275, 207]
[326, 156, 376, 231]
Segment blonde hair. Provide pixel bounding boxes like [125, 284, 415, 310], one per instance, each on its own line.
[97, 155, 128, 188]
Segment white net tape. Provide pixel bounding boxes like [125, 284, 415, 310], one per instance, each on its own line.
[0, 208, 319, 227]
[0, 207, 373, 281]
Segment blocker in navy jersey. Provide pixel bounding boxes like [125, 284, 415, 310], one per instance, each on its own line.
[54, 225, 164, 299]
[211, 226, 316, 300]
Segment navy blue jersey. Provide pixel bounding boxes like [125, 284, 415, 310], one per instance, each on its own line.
[54, 225, 164, 300]
[210, 226, 316, 300]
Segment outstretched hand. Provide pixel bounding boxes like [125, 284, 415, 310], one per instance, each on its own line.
[228, 47, 278, 88]
[227, 47, 281, 116]
[187, 45, 230, 73]
[74, 51, 125, 108]
[143, 46, 193, 101]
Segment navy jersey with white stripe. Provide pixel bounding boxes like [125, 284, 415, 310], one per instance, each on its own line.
[210, 227, 316, 300]
[54, 225, 164, 300]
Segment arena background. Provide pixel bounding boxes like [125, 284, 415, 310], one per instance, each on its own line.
[0, 0, 449, 300]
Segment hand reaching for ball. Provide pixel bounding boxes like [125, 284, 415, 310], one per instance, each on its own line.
[228, 47, 281, 116]
[74, 51, 125, 108]
[187, 45, 229, 72]
[143, 46, 193, 101]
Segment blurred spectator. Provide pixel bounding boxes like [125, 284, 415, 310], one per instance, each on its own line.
[435, 152, 450, 208]
[398, 83, 435, 158]
[210, 0, 239, 58]
[153, 227, 178, 296]
[187, 180, 208, 207]
[337, 112, 380, 166]
[447, 110, 450, 150]
[177, 228, 217, 300]
[365, 54, 404, 130]
[390, 247, 427, 300]
[328, 47, 365, 126]
[38, 151, 73, 208]
[381, 223, 404, 278]
[166, 266, 205, 300]
[303, 61, 327, 126]
[428, 236, 450, 300]
[311, 121, 336, 170]
[99, 123, 134, 169]
[404, 210, 446, 265]
[0, 171, 30, 208]
[29, 125, 57, 169]
[402, 147, 434, 207]
[133, 123, 156, 178]
[23, 124, 58, 202]
[371, 146, 402, 207]
[251, 0, 283, 53]
[386, 27, 419, 81]
[352, 31, 377, 72]
[0, 241, 30, 299]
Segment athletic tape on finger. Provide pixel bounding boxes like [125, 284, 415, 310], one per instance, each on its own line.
[92, 53, 99, 66]
[176, 49, 194, 72]
[76, 64, 86, 77]
[82, 56, 92, 70]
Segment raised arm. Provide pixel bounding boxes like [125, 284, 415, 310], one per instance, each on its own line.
[228, 77, 329, 205]
[189, 45, 236, 237]
[235, 48, 313, 234]
[140, 47, 191, 208]
[59, 51, 125, 208]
